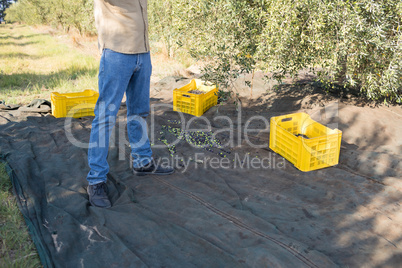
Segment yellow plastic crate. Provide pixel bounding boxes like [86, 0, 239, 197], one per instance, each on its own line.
[269, 112, 342, 172]
[51, 89, 99, 118]
[173, 79, 218, 117]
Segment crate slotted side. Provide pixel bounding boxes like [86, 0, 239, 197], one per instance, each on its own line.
[173, 79, 218, 117]
[269, 113, 342, 172]
[51, 89, 98, 118]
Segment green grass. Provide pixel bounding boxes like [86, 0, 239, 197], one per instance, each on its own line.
[0, 162, 42, 267]
[0, 24, 99, 105]
[0, 24, 197, 106]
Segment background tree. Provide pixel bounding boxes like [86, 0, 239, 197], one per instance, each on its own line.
[0, 0, 15, 21]
[4, 0, 402, 103]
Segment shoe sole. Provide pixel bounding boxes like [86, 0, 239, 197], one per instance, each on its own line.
[133, 170, 175, 176]
[89, 201, 111, 208]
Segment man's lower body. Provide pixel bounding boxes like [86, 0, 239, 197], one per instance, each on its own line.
[86, 49, 173, 208]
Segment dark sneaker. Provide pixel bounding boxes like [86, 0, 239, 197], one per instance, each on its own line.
[87, 182, 111, 208]
[133, 160, 175, 176]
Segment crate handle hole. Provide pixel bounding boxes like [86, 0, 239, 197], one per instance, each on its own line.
[281, 117, 292, 122]
[183, 94, 191, 98]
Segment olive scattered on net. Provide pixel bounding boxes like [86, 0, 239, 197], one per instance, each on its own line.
[188, 90, 205, 95]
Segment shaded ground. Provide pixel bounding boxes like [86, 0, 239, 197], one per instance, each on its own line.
[0, 77, 401, 267]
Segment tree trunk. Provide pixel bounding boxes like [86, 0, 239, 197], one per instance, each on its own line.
[336, 54, 347, 86]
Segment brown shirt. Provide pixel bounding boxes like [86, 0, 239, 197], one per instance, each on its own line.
[94, 0, 150, 54]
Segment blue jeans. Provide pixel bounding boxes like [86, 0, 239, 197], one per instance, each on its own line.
[86, 49, 153, 185]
